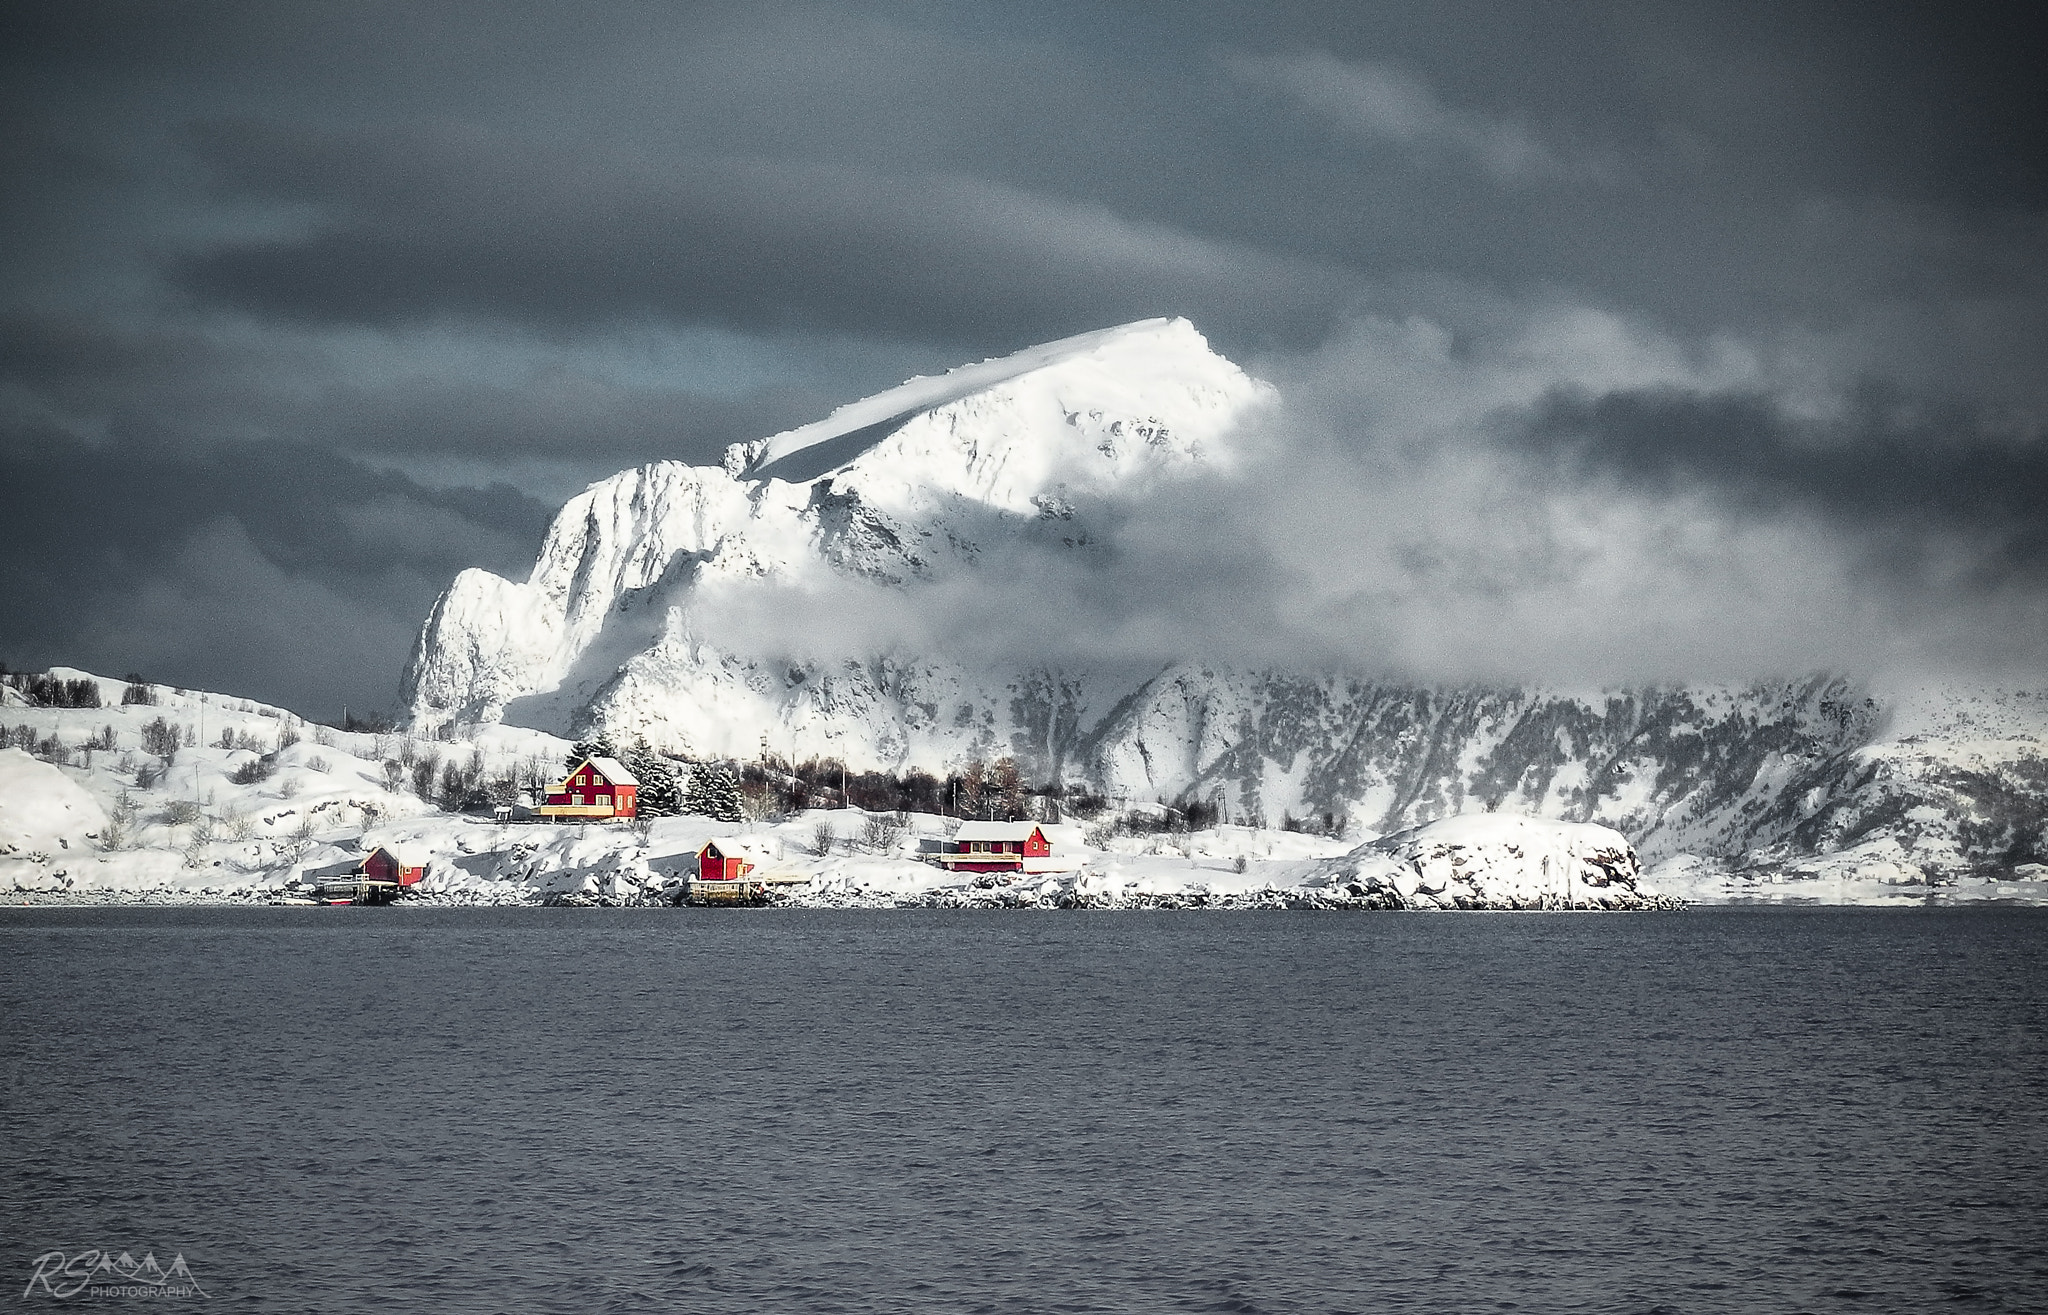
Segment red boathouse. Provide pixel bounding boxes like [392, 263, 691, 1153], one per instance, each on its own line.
[304, 845, 426, 904]
[939, 821, 1052, 873]
[540, 756, 640, 821]
[697, 838, 763, 881]
[357, 846, 426, 886]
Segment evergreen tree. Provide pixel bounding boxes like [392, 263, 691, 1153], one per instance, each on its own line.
[566, 734, 619, 772]
[684, 762, 745, 823]
[623, 738, 682, 816]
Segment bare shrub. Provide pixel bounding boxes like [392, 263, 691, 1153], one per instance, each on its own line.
[812, 820, 835, 856]
[413, 752, 440, 800]
[285, 814, 317, 860]
[861, 811, 905, 853]
[100, 790, 139, 851]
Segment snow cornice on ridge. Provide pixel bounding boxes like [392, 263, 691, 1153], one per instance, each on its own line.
[736, 317, 1199, 483]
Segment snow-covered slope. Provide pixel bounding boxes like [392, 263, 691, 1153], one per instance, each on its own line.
[0, 749, 107, 859]
[403, 320, 2048, 892]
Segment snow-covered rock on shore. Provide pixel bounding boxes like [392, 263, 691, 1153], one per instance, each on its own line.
[1311, 814, 1670, 910]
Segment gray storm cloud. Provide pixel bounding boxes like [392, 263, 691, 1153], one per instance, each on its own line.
[3, 2, 2044, 712]
[1225, 50, 1590, 183]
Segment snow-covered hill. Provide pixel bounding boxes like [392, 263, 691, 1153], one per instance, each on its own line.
[0, 668, 570, 898]
[397, 318, 2048, 894]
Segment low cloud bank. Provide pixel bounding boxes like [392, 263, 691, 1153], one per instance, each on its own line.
[693, 305, 2048, 687]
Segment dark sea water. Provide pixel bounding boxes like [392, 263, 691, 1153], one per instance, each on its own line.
[3, 907, 2045, 1314]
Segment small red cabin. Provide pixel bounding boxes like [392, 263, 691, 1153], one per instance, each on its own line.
[358, 846, 426, 886]
[939, 822, 1051, 872]
[697, 839, 760, 881]
[541, 756, 640, 821]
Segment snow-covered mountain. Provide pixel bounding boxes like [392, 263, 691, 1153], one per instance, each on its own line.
[406, 318, 2048, 889]
[406, 316, 1271, 755]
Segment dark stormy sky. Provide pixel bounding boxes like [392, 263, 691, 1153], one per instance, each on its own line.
[3, 2, 2044, 717]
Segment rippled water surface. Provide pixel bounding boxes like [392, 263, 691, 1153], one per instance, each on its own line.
[4, 907, 2045, 1312]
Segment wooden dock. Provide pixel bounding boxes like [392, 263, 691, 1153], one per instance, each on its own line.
[682, 874, 810, 906]
[311, 878, 405, 906]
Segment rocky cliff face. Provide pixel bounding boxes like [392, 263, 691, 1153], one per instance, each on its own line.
[405, 319, 2048, 885]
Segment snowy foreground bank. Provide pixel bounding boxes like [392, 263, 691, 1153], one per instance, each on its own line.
[6, 671, 2045, 909]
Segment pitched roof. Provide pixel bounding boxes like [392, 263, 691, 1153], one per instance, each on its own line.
[699, 837, 772, 864]
[586, 756, 640, 785]
[952, 821, 1044, 843]
[299, 845, 407, 881]
[555, 756, 640, 789]
[302, 856, 368, 882]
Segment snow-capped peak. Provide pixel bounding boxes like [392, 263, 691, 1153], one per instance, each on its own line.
[728, 317, 1270, 496]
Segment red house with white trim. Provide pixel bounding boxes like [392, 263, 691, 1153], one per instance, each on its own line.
[939, 821, 1052, 873]
[541, 756, 639, 821]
